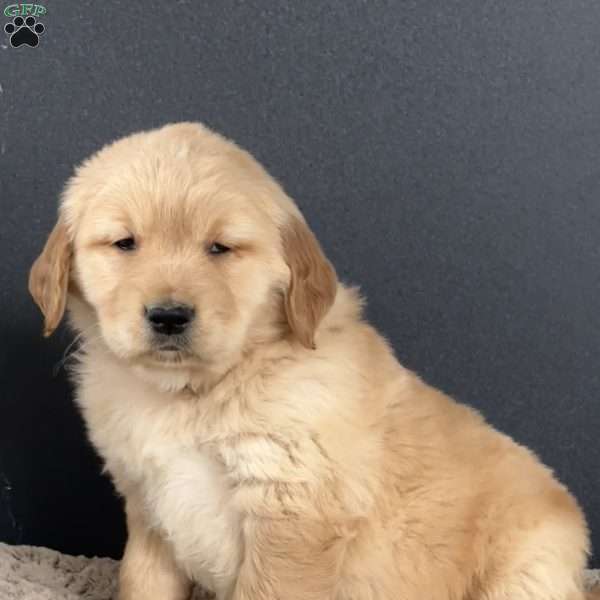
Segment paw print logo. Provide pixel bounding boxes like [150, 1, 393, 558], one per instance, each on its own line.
[4, 16, 45, 48]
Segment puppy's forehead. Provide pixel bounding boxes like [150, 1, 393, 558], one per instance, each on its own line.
[63, 123, 299, 238]
[104, 154, 263, 226]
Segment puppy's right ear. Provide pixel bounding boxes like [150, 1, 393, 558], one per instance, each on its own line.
[28, 218, 72, 337]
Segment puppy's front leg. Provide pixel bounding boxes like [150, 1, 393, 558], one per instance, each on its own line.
[231, 515, 346, 600]
[119, 498, 192, 600]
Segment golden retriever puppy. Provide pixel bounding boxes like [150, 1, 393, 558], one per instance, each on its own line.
[29, 123, 590, 600]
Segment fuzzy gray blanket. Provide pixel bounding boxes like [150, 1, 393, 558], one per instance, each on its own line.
[0, 542, 598, 599]
[0, 543, 216, 600]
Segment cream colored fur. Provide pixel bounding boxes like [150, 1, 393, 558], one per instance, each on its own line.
[29, 123, 591, 600]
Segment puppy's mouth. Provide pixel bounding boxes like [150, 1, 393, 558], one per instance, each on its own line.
[158, 344, 184, 352]
[149, 338, 196, 364]
[154, 346, 191, 361]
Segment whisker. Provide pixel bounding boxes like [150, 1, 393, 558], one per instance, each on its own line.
[52, 323, 101, 376]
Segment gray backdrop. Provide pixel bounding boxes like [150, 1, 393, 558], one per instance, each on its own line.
[1, 0, 598, 565]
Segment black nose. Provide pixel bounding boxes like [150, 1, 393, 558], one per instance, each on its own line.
[145, 304, 195, 336]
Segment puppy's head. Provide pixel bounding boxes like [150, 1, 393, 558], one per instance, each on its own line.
[29, 123, 337, 384]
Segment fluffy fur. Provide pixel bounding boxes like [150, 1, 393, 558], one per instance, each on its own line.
[29, 122, 590, 600]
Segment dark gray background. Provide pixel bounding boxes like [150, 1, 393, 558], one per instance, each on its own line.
[1, 0, 598, 566]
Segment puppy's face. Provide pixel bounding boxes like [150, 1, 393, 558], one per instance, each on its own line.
[73, 182, 286, 371]
[29, 124, 336, 386]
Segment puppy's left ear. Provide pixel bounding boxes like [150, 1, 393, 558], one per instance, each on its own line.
[28, 218, 72, 337]
[281, 215, 337, 349]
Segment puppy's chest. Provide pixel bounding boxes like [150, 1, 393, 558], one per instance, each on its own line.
[84, 392, 243, 596]
[139, 443, 243, 596]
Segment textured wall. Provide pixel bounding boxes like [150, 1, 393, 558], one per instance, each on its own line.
[1, 0, 598, 564]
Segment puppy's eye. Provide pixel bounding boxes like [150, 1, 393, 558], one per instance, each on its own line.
[208, 242, 231, 255]
[114, 237, 136, 251]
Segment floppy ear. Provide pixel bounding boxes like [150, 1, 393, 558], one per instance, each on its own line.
[28, 218, 72, 337]
[281, 215, 337, 349]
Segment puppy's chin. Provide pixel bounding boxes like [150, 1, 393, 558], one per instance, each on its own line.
[131, 361, 198, 394]
[130, 346, 204, 374]
[130, 352, 232, 395]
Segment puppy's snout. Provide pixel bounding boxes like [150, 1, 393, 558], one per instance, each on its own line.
[145, 303, 195, 336]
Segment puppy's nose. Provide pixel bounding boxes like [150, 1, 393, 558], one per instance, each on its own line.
[145, 303, 195, 336]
